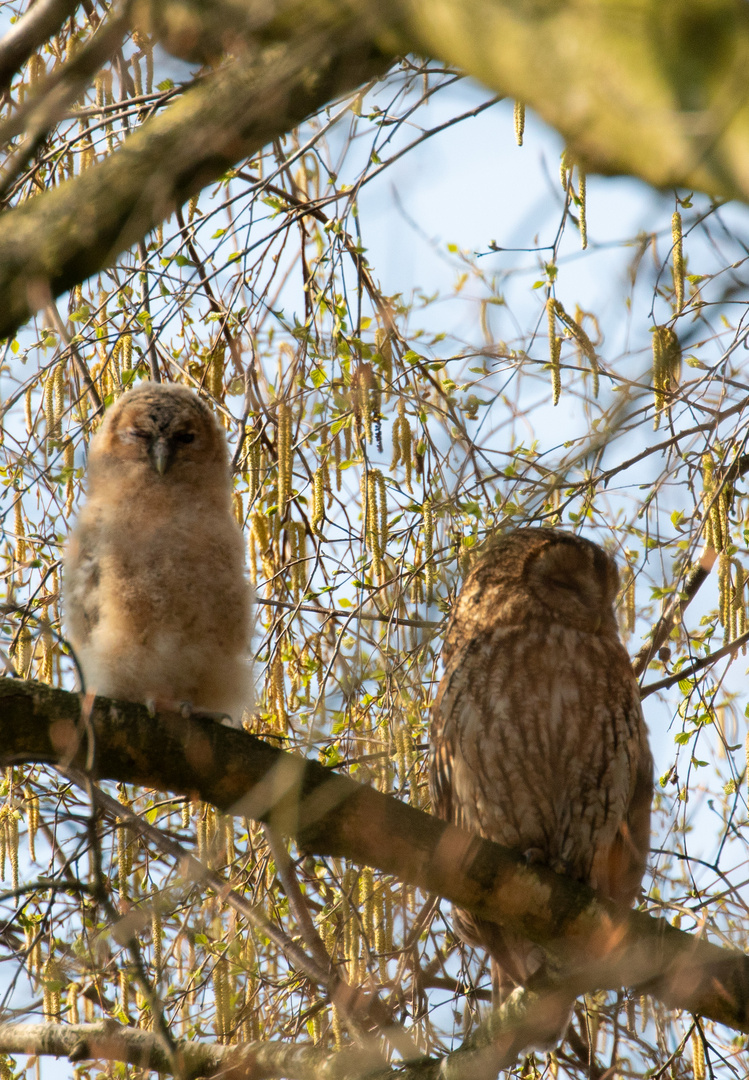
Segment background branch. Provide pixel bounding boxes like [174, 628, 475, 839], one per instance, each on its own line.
[0, 1020, 392, 1080]
[0, 13, 394, 340]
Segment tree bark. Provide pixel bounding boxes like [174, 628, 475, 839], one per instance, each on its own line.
[0, 0, 81, 94]
[4, 0, 749, 342]
[0, 13, 394, 340]
[399, 0, 749, 202]
[2, 677, 748, 1036]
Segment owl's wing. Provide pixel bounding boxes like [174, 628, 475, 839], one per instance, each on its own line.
[429, 651, 552, 997]
[428, 723, 456, 824]
[622, 733, 654, 895]
[428, 667, 456, 824]
[429, 651, 479, 831]
[64, 518, 102, 647]
[601, 720, 654, 907]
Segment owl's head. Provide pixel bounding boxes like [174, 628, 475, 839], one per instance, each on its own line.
[88, 382, 229, 484]
[449, 528, 621, 644]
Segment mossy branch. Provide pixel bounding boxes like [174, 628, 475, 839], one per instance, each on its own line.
[400, 0, 749, 202]
[0, 14, 394, 340]
[1, 677, 748, 1036]
[5, 0, 749, 341]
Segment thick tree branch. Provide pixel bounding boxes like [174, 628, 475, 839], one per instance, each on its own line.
[2, 677, 749, 1036]
[0, 14, 395, 340]
[0, 0, 81, 95]
[5, 0, 749, 344]
[399, 0, 749, 203]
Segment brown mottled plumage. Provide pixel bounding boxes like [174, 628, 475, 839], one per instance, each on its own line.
[429, 528, 652, 1033]
[64, 382, 251, 721]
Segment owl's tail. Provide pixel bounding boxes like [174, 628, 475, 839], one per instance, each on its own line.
[453, 905, 575, 1049]
[491, 961, 575, 1050]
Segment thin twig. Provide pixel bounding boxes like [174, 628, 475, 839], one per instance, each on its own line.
[45, 298, 103, 412]
[640, 628, 749, 698]
[255, 595, 439, 629]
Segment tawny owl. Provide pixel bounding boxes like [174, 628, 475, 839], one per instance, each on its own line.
[429, 528, 652, 1024]
[64, 382, 251, 722]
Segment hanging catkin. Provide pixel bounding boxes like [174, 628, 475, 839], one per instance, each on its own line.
[277, 403, 292, 512]
[547, 298, 561, 405]
[672, 211, 685, 312]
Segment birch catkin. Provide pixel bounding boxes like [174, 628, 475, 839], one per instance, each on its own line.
[277, 403, 292, 512]
[672, 211, 685, 312]
[578, 170, 587, 249]
[423, 499, 435, 601]
[513, 101, 525, 146]
[691, 1028, 705, 1080]
[547, 298, 561, 405]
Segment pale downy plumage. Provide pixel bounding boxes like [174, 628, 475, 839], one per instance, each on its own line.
[429, 528, 653, 1042]
[64, 382, 251, 721]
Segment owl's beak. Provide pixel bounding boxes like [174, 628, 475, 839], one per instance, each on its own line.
[149, 437, 171, 475]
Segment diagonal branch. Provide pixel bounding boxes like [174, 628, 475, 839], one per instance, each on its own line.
[640, 625, 749, 698]
[0, 0, 81, 95]
[0, 18, 395, 340]
[633, 453, 749, 678]
[1, 677, 749, 1036]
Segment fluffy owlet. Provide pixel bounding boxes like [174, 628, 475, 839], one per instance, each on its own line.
[429, 528, 653, 1030]
[64, 382, 251, 721]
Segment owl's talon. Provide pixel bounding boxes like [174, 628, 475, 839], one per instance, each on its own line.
[192, 708, 233, 725]
[523, 848, 544, 866]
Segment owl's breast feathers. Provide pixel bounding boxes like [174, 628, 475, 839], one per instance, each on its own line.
[73, 483, 244, 644]
[430, 618, 652, 905]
